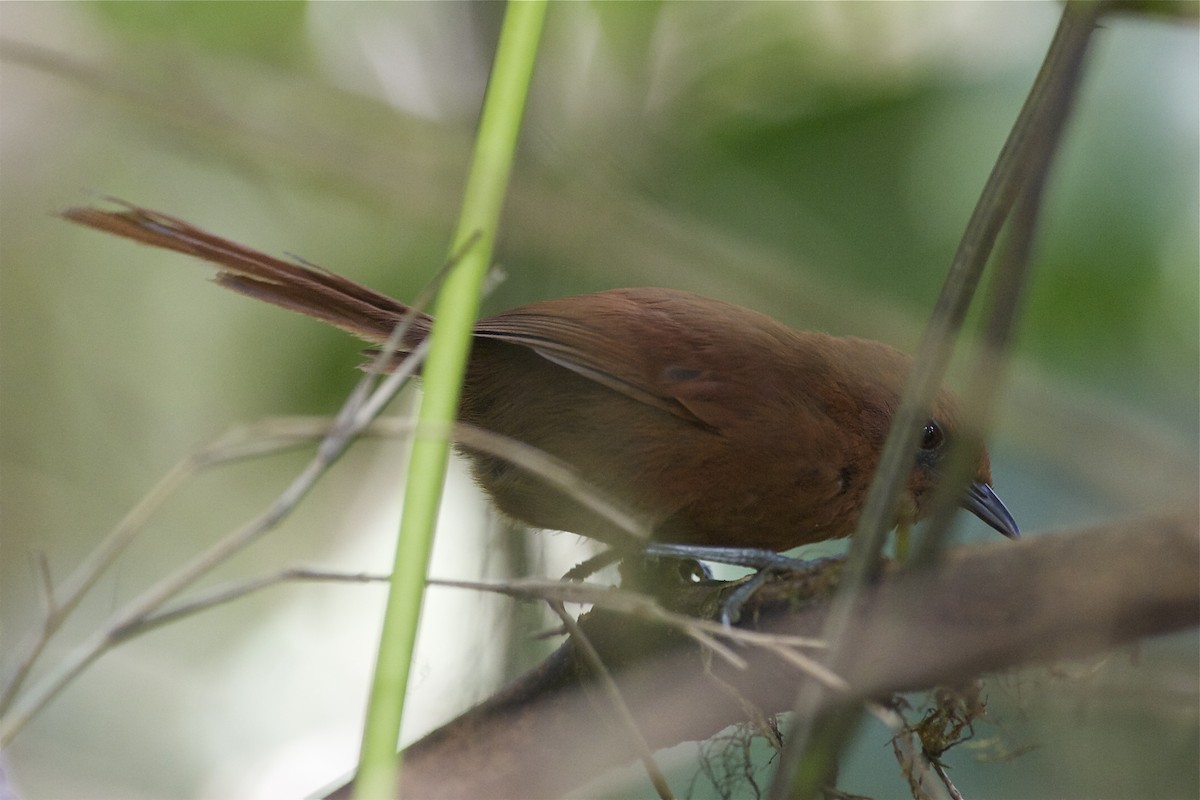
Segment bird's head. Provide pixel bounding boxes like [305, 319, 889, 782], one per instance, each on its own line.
[900, 391, 1019, 539]
[823, 336, 1019, 540]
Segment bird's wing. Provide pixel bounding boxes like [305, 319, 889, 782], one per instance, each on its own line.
[474, 289, 782, 433]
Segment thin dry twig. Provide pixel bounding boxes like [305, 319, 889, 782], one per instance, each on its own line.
[892, 731, 955, 800]
[0, 381, 671, 748]
[548, 599, 675, 800]
[31, 554, 54, 617]
[104, 560, 842, 695]
[134, 569, 392, 634]
[0, 359, 419, 745]
[430, 577, 842, 691]
[930, 759, 965, 800]
[0, 233, 484, 743]
[0, 457, 193, 715]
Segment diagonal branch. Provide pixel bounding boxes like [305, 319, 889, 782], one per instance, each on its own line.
[321, 508, 1198, 799]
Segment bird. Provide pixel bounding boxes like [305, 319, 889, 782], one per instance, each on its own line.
[61, 202, 1019, 561]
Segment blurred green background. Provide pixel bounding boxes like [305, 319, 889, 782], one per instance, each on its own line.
[1, 2, 1196, 798]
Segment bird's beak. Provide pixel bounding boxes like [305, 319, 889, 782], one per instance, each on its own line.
[962, 482, 1020, 539]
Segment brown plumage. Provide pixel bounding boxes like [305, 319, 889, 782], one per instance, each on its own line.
[61, 202, 1018, 550]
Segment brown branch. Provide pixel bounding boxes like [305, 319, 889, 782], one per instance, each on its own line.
[322, 508, 1198, 799]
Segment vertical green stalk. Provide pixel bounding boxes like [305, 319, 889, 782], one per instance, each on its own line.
[768, 4, 1102, 798]
[354, 3, 547, 798]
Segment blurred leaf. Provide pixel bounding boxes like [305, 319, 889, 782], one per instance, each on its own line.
[90, 1, 311, 68]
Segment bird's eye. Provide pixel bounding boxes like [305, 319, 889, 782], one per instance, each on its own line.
[920, 421, 944, 450]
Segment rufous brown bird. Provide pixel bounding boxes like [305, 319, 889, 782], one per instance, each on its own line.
[62, 202, 1018, 555]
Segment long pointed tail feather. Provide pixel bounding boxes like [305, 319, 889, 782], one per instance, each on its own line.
[60, 201, 427, 346]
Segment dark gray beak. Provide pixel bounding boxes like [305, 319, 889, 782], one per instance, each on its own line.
[962, 482, 1020, 539]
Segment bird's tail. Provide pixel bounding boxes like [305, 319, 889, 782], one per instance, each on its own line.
[60, 201, 429, 347]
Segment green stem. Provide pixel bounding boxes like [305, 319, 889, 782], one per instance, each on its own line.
[769, 3, 1103, 798]
[354, 4, 547, 798]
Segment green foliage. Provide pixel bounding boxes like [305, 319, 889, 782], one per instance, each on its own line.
[90, 1, 311, 68]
